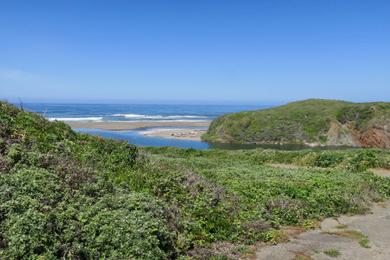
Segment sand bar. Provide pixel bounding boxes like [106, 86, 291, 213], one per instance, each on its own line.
[66, 120, 211, 131]
[139, 128, 207, 141]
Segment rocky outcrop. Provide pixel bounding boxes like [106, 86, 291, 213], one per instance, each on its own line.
[326, 121, 360, 147]
[359, 125, 390, 148]
[326, 121, 390, 148]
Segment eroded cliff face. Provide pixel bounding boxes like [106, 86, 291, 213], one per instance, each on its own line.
[359, 125, 390, 148]
[326, 121, 390, 148]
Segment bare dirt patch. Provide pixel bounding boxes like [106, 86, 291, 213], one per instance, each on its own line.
[368, 168, 390, 178]
[268, 163, 303, 170]
[251, 201, 390, 260]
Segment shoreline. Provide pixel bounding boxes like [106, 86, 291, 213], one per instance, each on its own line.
[66, 120, 210, 131]
[65, 120, 210, 141]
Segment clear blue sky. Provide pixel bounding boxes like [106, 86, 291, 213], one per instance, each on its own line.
[1, 0, 389, 104]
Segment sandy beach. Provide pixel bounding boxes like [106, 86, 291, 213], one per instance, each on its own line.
[65, 120, 210, 141]
[139, 128, 207, 141]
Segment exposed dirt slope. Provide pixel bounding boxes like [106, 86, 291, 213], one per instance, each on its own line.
[253, 200, 390, 260]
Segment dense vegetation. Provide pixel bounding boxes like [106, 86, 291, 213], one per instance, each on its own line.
[203, 99, 390, 147]
[1, 102, 390, 259]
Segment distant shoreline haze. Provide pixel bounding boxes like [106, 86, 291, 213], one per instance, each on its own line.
[2, 96, 388, 106]
[17, 102, 270, 123]
[3, 98, 283, 106]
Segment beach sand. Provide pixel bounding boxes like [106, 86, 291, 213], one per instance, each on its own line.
[139, 128, 207, 141]
[65, 121, 210, 141]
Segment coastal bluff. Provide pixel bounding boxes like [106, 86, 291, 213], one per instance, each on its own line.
[203, 99, 390, 148]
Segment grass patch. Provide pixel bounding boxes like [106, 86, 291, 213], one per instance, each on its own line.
[328, 230, 371, 248]
[324, 249, 341, 257]
[293, 252, 313, 260]
[263, 230, 289, 245]
[359, 238, 371, 248]
[336, 224, 348, 229]
[334, 230, 366, 240]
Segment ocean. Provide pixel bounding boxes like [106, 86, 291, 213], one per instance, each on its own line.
[22, 103, 265, 123]
[21, 103, 270, 149]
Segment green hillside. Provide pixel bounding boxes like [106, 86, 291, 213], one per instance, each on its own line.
[203, 99, 390, 148]
[1, 101, 390, 259]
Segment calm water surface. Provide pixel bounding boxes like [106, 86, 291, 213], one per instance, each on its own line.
[76, 128, 352, 150]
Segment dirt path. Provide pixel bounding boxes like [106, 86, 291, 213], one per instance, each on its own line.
[368, 168, 390, 178]
[269, 164, 390, 179]
[268, 163, 304, 170]
[253, 201, 390, 259]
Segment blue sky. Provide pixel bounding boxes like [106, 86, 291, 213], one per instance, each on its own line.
[1, 0, 389, 104]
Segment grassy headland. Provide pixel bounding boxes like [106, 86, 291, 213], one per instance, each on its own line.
[1, 101, 390, 259]
[203, 99, 390, 148]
